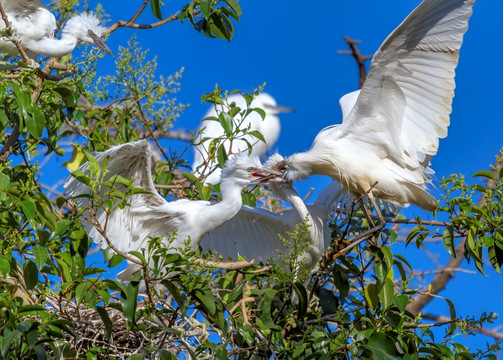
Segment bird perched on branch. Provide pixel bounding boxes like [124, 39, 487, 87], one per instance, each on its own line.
[193, 93, 293, 184]
[201, 154, 350, 273]
[0, 0, 113, 59]
[64, 140, 279, 280]
[276, 0, 476, 220]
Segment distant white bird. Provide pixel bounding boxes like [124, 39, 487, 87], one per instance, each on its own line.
[64, 140, 279, 279]
[0, 0, 113, 59]
[193, 93, 292, 184]
[278, 0, 475, 215]
[201, 154, 349, 273]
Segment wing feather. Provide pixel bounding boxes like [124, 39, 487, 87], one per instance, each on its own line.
[201, 205, 292, 263]
[64, 140, 188, 254]
[338, 0, 474, 181]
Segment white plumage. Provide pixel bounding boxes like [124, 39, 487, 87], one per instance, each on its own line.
[193, 93, 292, 184]
[64, 140, 279, 279]
[281, 0, 475, 211]
[201, 154, 350, 272]
[0, 0, 113, 59]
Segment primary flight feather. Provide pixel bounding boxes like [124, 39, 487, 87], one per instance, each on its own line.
[279, 0, 475, 211]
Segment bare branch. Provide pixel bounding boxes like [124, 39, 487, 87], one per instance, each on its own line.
[338, 36, 372, 88]
[193, 258, 256, 270]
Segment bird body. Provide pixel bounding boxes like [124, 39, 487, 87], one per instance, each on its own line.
[0, 0, 112, 59]
[202, 154, 349, 272]
[64, 140, 277, 279]
[282, 0, 475, 211]
[193, 93, 291, 184]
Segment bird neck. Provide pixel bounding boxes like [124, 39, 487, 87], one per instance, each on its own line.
[282, 187, 310, 221]
[26, 33, 78, 58]
[313, 181, 347, 216]
[287, 150, 335, 181]
[198, 179, 245, 228]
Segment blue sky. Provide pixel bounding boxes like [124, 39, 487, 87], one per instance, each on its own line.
[56, 0, 503, 351]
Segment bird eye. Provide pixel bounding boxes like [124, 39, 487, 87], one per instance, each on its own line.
[247, 167, 255, 172]
[87, 30, 93, 36]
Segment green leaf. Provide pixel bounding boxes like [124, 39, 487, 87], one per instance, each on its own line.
[248, 130, 265, 144]
[18, 305, 45, 313]
[394, 295, 408, 313]
[292, 282, 308, 320]
[365, 283, 379, 310]
[218, 112, 233, 137]
[381, 246, 393, 269]
[223, 0, 242, 16]
[259, 288, 280, 330]
[150, 0, 163, 20]
[379, 278, 394, 311]
[466, 226, 482, 263]
[444, 297, 457, 336]
[120, 281, 140, 326]
[0, 258, 10, 277]
[26, 106, 46, 139]
[472, 170, 495, 181]
[366, 333, 399, 359]
[96, 306, 113, 340]
[53, 220, 71, 237]
[75, 282, 89, 304]
[70, 170, 91, 187]
[252, 107, 266, 120]
[20, 199, 35, 220]
[0, 173, 9, 189]
[161, 280, 186, 315]
[200, 0, 210, 17]
[23, 260, 38, 290]
[488, 246, 501, 274]
[33, 246, 48, 269]
[375, 262, 386, 286]
[442, 226, 456, 258]
[2, 330, 19, 358]
[216, 144, 228, 168]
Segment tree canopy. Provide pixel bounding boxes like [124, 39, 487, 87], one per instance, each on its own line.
[0, 1, 502, 359]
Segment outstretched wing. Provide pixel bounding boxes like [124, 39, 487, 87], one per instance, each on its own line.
[339, 0, 475, 171]
[64, 140, 187, 255]
[200, 205, 297, 263]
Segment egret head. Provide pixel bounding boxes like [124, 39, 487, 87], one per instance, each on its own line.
[255, 93, 294, 116]
[63, 13, 114, 56]
[220, 153, 281, 187]
[265, 152, 310, 182]
[263, 153, 296, 196]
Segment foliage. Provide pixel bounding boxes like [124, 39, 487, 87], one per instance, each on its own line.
[0, 1, 501, 359]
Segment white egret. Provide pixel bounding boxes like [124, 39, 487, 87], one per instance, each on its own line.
[201, 154, 349, 273]
[64, 140, 279, 280]
[0, 0, 113, 59]
[277, 0, 475, 217]
[193, 93, 292, 184]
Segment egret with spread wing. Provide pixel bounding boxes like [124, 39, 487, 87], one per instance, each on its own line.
[64, 140, 279, 279]
[278, 0, 475, 217]
[0, 0, 113, 59]
[201, 154, 350, 273]
[193, 93, 292, 184]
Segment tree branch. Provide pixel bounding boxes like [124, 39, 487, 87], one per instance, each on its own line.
[421, 313, 503, 340]
[338, 36, 372, 89]
[407, 152, 502, 315]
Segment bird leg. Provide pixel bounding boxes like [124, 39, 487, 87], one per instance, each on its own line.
[346, 185, 387, 248]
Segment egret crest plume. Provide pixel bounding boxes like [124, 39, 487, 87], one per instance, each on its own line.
[0, 0, 113, 59]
